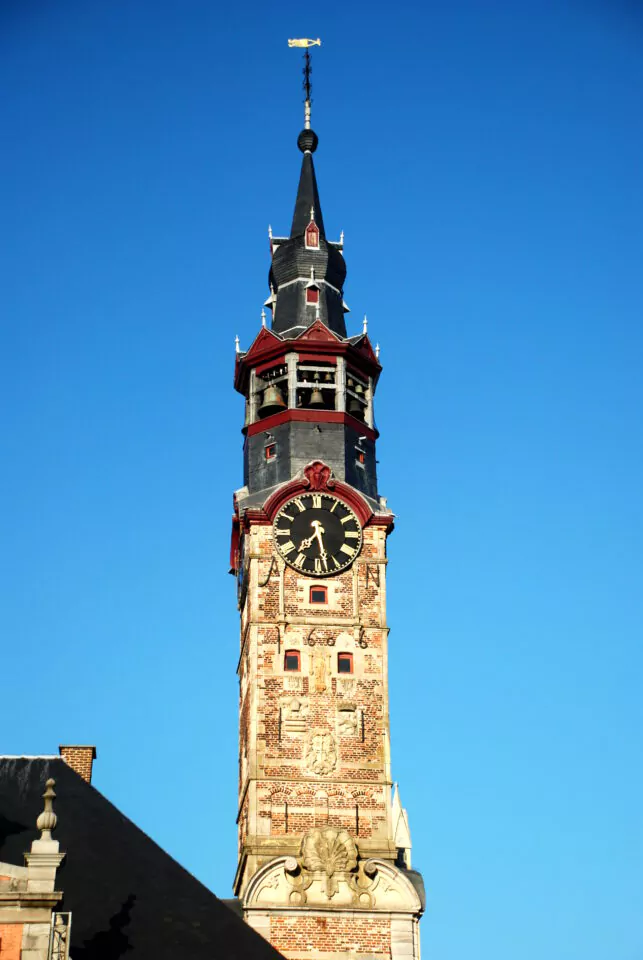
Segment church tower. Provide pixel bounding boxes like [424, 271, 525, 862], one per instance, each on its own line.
[231, 45, 424, 960]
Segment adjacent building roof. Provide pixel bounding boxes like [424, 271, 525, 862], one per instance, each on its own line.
[0, 757, 284, 960]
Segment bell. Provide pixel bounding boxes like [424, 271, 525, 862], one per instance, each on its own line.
[324, 371, 333, 383]
[347, 395, 363, 416]
[259, 383, 286, 417]
[308, 372, 325, 407]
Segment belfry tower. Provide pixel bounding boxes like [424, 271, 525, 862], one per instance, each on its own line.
[231, 44, 424, 960]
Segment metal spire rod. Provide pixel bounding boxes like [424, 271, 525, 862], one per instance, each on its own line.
[288, 38, 321, 130]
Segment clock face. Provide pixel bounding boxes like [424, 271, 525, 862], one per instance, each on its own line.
[273, 493, 362, 576]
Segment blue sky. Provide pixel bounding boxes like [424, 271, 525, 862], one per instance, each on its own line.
[1, 1, 642, 958]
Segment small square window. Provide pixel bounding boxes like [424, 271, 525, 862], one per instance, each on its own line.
[337, 653, 353, 674]
[310, 585, 328, 604]
[265, 443, 276, 461]
[306, 287, 319, 304]
[284, 650, 301, 672]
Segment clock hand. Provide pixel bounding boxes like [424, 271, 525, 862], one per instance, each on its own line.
[297, 520, 326, 555]
[312, 520, 326, 557]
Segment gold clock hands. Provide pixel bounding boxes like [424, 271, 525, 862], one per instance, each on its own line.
[297, 519, 326, 556]
[311, 520, 327, 559]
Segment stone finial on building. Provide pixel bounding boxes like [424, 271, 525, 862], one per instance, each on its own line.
[375, 342, 380, 360]
[363, 314, 368, 335]
[26, 778, 65, 894]
[37, 779, 58, 840]
[235, 335, 240, 354]
[261, 308, 267, 328]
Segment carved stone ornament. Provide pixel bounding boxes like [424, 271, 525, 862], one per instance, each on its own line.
[303, 460, 336, 492]
[300, 828, 357, 898]
[244, 852, 424, 913]
[305, 730, 337, 776]
[338, 707, 359, 736]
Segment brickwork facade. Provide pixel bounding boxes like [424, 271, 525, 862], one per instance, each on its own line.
[236, 522, 393, 885]
[234, 493, 423, 958]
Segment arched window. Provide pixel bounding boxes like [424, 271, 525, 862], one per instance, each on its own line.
[337, 652, 353, 674]
[284, 650, 301, 672]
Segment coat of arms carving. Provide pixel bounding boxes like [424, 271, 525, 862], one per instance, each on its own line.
[305, 730, 337, 775]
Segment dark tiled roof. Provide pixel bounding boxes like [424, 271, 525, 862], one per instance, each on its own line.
[291, 150, 325, 239]
[0, 758, 284, 960]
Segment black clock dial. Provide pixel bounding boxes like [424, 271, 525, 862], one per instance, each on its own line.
[273, 494, 362, 576]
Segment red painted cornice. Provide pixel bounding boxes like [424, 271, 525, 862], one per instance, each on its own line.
[235, 461, 394, 534]
[245, 408, 378, 441]
[234, 322, 382, 395]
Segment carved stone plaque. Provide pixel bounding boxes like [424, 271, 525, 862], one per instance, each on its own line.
[305, 730, 337, 776]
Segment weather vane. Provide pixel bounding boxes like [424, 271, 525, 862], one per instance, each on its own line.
[288, 38, 322, 131]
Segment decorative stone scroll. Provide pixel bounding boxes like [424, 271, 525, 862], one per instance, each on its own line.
[244, 839, 424, 915]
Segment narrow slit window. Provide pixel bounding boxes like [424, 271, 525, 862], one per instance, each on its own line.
[284, 650, 301, 672]
[265, 443, 276, 461]
[356, 450, 365, 465]
[337, 652, 353, 674]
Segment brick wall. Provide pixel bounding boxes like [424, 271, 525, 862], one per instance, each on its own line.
[270, 914, 390, 956]
[0, 923, 23, 960]
[236, 517, 401, 956]
[58, 745, 96, 783]
[237, 523, 393, 880]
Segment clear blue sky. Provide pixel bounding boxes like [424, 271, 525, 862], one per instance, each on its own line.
[1, 2, 642, 958]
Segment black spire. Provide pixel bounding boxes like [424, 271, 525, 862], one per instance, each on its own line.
[290, 131, 325, 238]
[268, 43, 347, 338]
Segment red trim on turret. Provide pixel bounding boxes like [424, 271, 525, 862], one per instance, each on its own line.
[245, 409, 378, 441]
[233, 321, 381, 396]
[261, 461, 374, 526]
[297, 353, 337, 364]
[229, 514, 240, 574]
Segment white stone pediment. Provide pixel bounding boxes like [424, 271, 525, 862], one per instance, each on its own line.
[244, 852, 422, 914]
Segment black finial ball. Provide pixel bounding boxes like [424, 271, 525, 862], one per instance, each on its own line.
[297, 128, 319, 153]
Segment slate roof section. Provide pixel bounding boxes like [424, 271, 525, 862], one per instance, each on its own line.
[291, 149, 325, 239]
[0, 757, 284, 960]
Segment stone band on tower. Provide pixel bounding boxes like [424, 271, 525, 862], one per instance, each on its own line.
[230, 44, 424, 960]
